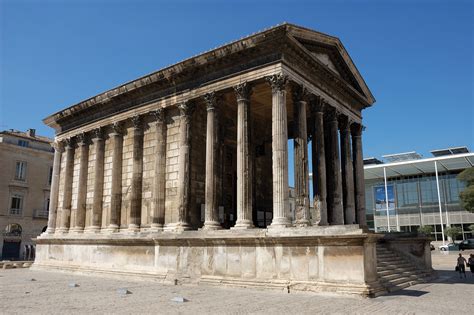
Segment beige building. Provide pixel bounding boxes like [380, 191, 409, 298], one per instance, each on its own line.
[0, 129, 53, 260]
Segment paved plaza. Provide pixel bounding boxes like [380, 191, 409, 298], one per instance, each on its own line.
[1, 251, 473, 314]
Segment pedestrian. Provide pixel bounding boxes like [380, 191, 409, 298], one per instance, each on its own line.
[456, 253, 467, 279]
[469, 254, 474, 275]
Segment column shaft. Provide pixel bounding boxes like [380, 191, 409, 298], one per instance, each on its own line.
[340, 116, 356, 225]
[267, 74, 291, 228]
[129, 116, 144, 231]
[174, 101, 194, 231]
[89, 129, 105, 231]
[58, 140, 75, 233]
[352, 123, 367, 226]
[71, 135, 89, 232]
[108, 123, 123, 232]
[325, 107, 344, 225]
[292, 85, 310, 226]
[310, 97, 328, 225]
[151, 109, 167, 230]
[233, 83, 254, 229]
[203, 93, 221, 229]
[46, 142, 63, 234]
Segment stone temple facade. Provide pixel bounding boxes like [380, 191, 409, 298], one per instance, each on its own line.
[34, 24, 432, 296]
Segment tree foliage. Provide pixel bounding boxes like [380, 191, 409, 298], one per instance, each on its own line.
[468, 224, 474, 232]
[458, 167, 474, 213]
[417, 225, 433, 235]
[445, 226, 462, 240]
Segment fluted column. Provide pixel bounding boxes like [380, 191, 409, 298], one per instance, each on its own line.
[151, 109, 167, 231]
[128, 115, 144, 232]
[174, 101, 194, 231]
[203, 92, 222, 230]
[57, 138, 75, 233]
[71, 133, 89, 232]
[325, 106, 344, 225]
[339, 115, 356, 225]
[310, 96, 328, 225]
[233, 82, 254, 229]
[292, 84, 310, 226]
[87, 127, 105, 232]
[107, 122, 123, 232]
[267, 74, 291, 228]
[46, 141, 63, 234]
[351, 123, 367, 226]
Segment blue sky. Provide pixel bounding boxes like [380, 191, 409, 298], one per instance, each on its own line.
[1, 0, 473, 171]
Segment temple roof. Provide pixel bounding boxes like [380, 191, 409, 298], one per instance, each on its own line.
[44, 23, 375, 131]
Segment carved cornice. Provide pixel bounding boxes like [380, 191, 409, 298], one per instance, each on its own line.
[266, 73, 288, 93]
[178, 100, 195, 117]
[233, 82, 253, 102]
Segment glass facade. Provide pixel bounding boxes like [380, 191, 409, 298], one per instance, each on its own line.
[365, 170, 473, 240]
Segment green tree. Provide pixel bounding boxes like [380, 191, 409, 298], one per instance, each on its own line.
[445, 226, 462, 241]
[468, 224, 474, 232]
[458, 167, 474, 213]
[417, 225, 433, 236]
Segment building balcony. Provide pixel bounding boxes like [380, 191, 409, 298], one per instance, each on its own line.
[33, 209, 49, 219]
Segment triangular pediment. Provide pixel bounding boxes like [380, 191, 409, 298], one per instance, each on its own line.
[285, 24, 374, 103]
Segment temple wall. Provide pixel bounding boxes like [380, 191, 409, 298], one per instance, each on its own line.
[141, 118, 156, 228]
[120, 125, 133, 228]
[101, 137, 113, 227]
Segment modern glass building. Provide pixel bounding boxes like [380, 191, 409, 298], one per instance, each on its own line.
[364, 147, 474, 241]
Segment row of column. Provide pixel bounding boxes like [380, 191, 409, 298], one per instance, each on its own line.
[46, 72, 366, 234]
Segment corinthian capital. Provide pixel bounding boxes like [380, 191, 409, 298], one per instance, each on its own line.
[309, 95, 325, 113]
[178, 100, 195, 117]
[76, 132, 88, 146]
[131, 115, 142, 129]
[291, 84, 308, 103]
[151, 108, 165, 122]
[203, 92, 220, 111]
[91, 127, 103, 140]
[111, 121, 123, 135]
[338, 115, 352, 131]
[324, 106, 339, 122]
[233, 82, 252, 102]
[266, 73, 288, 93]
[350, 122, 365, 136]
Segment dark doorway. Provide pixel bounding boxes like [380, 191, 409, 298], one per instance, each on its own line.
[2, 240, 21, 260]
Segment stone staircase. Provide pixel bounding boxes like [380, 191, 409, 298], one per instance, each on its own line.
[376, 244, 433, 293]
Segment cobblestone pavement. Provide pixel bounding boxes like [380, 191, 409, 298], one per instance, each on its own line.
[1, 251, 473, 315]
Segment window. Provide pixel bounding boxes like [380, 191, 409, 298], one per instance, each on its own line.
[15, 161, 27, 181]
[18, 140, 29, 147]
[48, 166, 53, 185]
[10, 194, 23, 215]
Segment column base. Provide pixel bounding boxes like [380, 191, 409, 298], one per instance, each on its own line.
[69, 227, 85, 234]
[164, 222, 191, 232]
[84, 226, 101, 233]
[201, 221, 222, 230]
[45, 228, 56, 234]
[101, 224, 119, 233]
[55, 228, 69, 234]
[294, 219, 311, 227]
[127, 224, 140, 233]
[269, 217, 291, 228]
[149, 223, 164, 232]
[232, 220, 254, 230]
